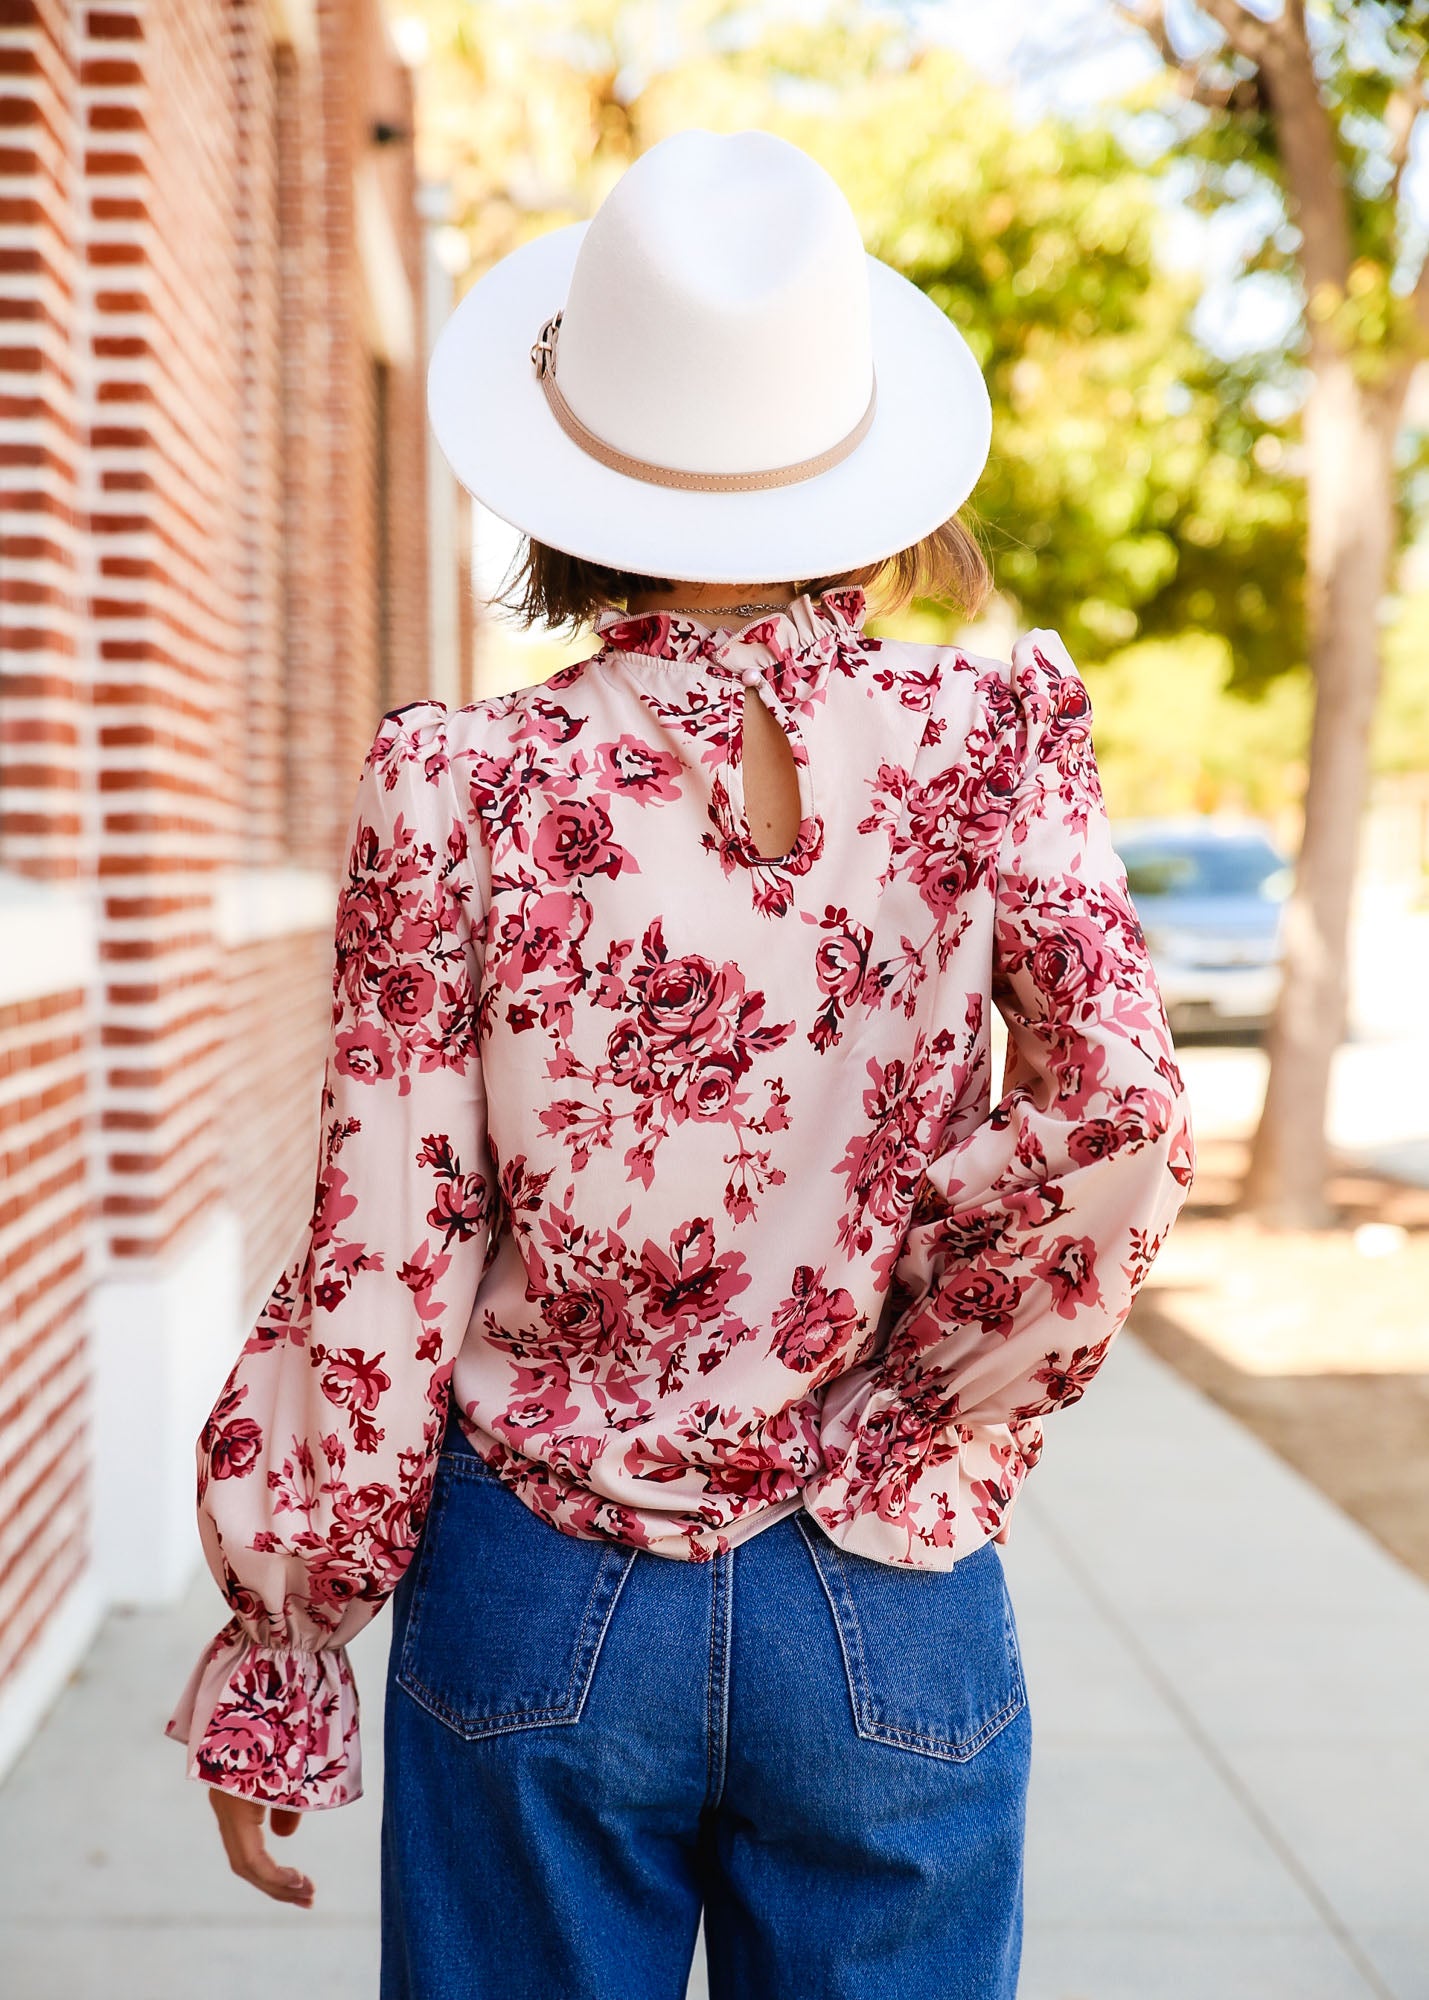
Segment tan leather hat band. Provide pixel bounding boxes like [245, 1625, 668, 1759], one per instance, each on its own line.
[529, 311, 876, 493]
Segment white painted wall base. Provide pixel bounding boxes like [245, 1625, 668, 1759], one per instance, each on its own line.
[90, 1206, 245, 1607]
[0, 873, 97, 1008]
[0, 1567, 104, 1790]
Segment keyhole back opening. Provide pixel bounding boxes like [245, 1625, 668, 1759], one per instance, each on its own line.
[738, 684, 804, 862]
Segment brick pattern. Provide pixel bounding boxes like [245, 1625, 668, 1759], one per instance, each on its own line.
[0, 988, 90, 1695]
[86, 0, 244, 1263]
[220, 928, 331, 1316]
[0, 0, 86, 883]
[0, 0, 92, 1707]
[0, 0, 442, 1711]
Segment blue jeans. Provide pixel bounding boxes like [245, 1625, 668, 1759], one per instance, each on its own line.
[380, 1407, 1031, 2000]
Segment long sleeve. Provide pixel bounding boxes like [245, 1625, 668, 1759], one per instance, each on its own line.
[805, 629, 1194, 1566]
[166, 703, 495, 1809]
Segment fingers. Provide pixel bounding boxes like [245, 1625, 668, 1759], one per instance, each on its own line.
[209, 1788, 315, 1907]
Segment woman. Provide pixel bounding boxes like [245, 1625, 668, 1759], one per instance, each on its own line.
[169, 129, 1193, 1999]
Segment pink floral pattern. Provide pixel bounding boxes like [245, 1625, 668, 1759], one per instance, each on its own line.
[169, 588, 1193, 1809]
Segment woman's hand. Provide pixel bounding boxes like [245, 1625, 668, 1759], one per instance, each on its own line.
[208, 1787, 315, 1906]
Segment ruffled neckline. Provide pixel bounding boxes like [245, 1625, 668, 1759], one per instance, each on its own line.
[593, 587, 867, 676]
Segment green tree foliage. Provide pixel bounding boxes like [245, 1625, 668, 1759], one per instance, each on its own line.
[759, 47, 1303, 681]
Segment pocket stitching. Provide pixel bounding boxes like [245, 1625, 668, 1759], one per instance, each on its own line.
[397, 1464, 639, 1740]
[399, 1549, 635, 1737]
[795, 1513, 1027, 1764]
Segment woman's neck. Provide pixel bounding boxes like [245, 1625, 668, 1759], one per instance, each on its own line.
[622, 580, 798, 617]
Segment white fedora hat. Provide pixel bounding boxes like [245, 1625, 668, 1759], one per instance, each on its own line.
[427, 128, 991, 585]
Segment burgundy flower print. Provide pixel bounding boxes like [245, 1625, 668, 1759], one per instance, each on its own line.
[542, 1280, 633, 1360]
[335, 1023, 394, 1083]
[538, 919, 795, 1217]
[419, 1133, 494, 1249]
[533, 797, 636, 884]
[191, 1624, 358, 1808]
[935, 1265, 1025, 1340]
[769, 1266, 860, 1374]
[595, 734, 682, 802]
[202, 1385, 262, 1484]
[803, 903, 874, 1050]
[1039, 1235, 1103, 1318]
[309, 1346, 393, 1455]
[171, 612, 1192, 1812]
[1018, 1337, 1114, 1412]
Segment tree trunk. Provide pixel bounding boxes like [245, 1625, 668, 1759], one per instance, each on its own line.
[1242, 354, 1403, 1228]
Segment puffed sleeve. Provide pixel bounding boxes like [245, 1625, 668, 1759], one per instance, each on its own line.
[805, 630, 1194, 1566]
[165, 703, 495, 1808]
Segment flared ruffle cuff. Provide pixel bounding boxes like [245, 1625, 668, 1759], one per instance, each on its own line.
[165, 1618, 361, 1811]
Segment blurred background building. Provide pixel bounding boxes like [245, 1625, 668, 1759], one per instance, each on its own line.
[0, 0, 473, 1778]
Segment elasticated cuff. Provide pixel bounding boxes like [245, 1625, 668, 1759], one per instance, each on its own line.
[165, 1618, 361, 1811]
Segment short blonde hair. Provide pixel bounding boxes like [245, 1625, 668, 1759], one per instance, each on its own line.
[498, 511, 992, 632]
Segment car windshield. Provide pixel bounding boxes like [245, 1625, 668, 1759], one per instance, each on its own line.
[1116, 834, 1287, 901]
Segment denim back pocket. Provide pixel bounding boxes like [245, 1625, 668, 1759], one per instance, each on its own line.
[796, 1518, 1025, 1763]
[396, 1444, 638, 1742]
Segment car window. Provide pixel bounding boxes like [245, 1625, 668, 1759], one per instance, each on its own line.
[1117, 836, 1287, 900]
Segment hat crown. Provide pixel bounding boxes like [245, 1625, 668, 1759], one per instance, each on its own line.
[555, 130, 873, 476]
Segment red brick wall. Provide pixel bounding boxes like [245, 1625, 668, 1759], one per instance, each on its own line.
[0, 987, 90, 1696]
[0, 0, 439, 1709]
[85, 0, 246, 1265]
[221, 929, 331, 1315]
[0, 0, 95, 1707]
[0, 0, 86, 883]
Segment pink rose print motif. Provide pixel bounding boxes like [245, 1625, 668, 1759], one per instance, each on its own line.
[471, 712, 686, 1037]
[799, 635, 1191, 1566]
[335, 1023, 394, 1081]
[595, 734, 682, 803]
[832, 1012, 983, 1273]
[192, 1625, 357, 1806]
[856, 691, 1021, 1018]
[309, 1346, 393, 1455]
[201, 1384, 263, 1484]
[968, 1438, 1027, 1539]
[420, 1134, 494, 1248]
[540, 918, 795, 1220]
[802, 903, 874, 1051]
[533, 797, 636, 885]
[480, 1201, 758, 1430]
[769, 1266, 860, 1375]
[1017, 1336, 1114, 1413]
[934, 1265, 1026, 1340]
[815, 1372, 966, 1540]
[638, 1215, 754, 1346]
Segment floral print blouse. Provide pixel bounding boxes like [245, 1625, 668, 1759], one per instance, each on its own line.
[167, 587, 1193, 1810]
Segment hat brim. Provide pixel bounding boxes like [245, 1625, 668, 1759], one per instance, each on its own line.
[427, 223, 991, 586]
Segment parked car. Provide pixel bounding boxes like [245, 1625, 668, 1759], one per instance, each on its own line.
[1111, 817, 1291, 1036]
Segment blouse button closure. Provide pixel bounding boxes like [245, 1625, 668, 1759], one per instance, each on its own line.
[741, 667, 763, 688]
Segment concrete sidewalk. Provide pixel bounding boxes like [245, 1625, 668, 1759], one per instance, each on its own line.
[1, 1335, 1425, 2000]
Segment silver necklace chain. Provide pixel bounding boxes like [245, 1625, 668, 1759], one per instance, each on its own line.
[647, 599, 795, 619]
